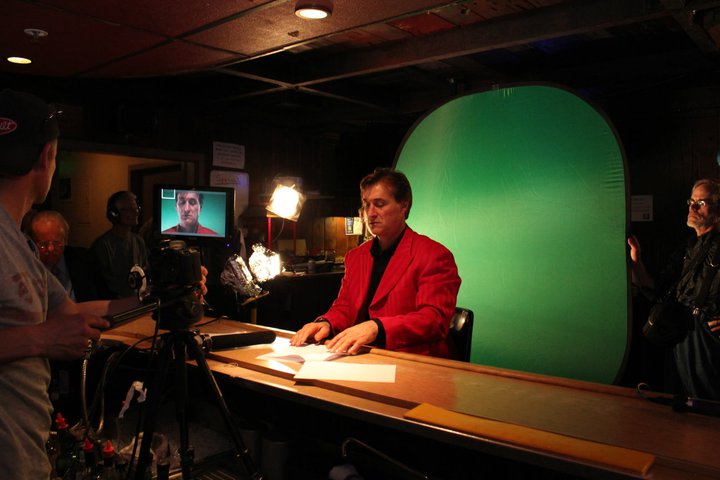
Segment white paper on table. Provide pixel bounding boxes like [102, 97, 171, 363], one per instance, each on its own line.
[256, 344, 345, 363]
[294, 361, 396, 383]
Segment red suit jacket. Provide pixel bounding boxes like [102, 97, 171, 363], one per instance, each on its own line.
[322, 227, 461, 357]
[162, 224, 218, 235]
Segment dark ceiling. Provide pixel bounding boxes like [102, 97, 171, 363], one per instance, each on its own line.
[3, 0, 720, 137]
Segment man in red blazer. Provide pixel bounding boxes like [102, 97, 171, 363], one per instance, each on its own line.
[291, 168, 461, 357]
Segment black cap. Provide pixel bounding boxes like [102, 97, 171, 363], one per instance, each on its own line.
[0, 89, 60, 176]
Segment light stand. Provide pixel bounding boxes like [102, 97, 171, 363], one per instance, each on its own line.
[237, 291, 270, 324]
[266, 183, 304, 253]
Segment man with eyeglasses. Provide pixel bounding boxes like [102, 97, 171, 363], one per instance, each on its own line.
[91, 190, 149, 298]
[628, 178, 720, 401]
[23, 209, 99, 302]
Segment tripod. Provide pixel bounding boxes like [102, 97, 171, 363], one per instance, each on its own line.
[132, 328, 262, 479]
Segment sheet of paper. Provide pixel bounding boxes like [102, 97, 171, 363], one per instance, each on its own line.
[294, 361, 396, 383]
[256, 344, 344, 363]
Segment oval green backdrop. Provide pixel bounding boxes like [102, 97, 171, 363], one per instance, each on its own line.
[396, 84, 628, 384]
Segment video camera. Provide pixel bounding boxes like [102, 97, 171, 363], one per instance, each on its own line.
[129, 239, 204, 331]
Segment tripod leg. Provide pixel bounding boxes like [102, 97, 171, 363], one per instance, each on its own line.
[173, 338, 194, 478]
[134, 335, 174, 480]
[185, 337, 263, 480]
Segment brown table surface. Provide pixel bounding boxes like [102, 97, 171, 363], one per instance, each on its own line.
[104, 316, 720, 480]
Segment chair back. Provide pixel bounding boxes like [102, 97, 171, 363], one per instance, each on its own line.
[448, 307, 474, 362]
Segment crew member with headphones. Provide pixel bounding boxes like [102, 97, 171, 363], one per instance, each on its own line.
[90, 190, 149, 298]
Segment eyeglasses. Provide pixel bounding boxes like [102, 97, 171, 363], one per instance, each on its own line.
[36, 240, 64, 252]
[687, 199, 714, 211]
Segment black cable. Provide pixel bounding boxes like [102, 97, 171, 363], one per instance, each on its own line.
[270, 218, 285, 245]
[635, 383, 674, 406]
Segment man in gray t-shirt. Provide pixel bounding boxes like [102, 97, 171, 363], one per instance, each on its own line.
[0, 90, 117, 479]
[0, 205, 69, 479]
[0, 89, 206, 479]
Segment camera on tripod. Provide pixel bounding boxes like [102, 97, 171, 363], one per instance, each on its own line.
[129, 239, 204, 331]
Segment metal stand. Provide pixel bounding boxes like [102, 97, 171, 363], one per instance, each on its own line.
[237, 291, 270, 324]
[132, 329, 262, 479]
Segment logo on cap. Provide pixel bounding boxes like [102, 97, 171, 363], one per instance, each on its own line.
[0, 118, 18, 136]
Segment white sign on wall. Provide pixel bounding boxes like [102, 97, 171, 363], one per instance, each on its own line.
[630, 195, 653, 222]
[212, 141, 245, 169]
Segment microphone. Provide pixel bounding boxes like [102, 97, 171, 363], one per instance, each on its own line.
[200, 331, 276, 351]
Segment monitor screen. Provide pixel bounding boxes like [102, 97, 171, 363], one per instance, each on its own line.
[154, 185, 235, 246]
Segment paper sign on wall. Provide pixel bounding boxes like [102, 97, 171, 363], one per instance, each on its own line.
[212, 141, 245, 169]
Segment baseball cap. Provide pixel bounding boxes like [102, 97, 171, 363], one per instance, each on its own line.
[0, 89, 60, 176]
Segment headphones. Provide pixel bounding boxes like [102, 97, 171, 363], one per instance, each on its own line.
[106, 191, 129, 224]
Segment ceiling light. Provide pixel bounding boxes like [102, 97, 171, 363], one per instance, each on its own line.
[7, 56, 32, 65]
[295, 0, 333, 19]
[24, 28, 48, 39]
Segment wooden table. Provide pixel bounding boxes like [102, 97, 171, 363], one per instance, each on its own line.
[104, 316, 720, 480]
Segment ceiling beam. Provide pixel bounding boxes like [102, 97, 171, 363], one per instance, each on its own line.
[660, 0, 720, 53]
[289, 0, 671, 86]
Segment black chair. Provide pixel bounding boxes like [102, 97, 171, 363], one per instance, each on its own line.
[448, 307, 474, 362]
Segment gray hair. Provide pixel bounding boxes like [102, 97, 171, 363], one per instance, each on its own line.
[29, 210, 70, 244]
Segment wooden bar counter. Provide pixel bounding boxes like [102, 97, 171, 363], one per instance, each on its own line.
[103, 316, 720, 480]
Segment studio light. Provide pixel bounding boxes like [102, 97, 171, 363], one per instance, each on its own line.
[266, 184, 305, 222]
[266, 181, 305, 252]
[295, 0, 333, 19]
[249, 245, 282, 283]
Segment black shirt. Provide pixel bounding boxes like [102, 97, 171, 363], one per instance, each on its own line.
[360, 227, 407, 347]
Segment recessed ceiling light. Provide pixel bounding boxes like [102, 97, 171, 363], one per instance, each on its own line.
[24, 28, 48, 39]
[7, 56, 32, 65]
[295, 0, 333, 19]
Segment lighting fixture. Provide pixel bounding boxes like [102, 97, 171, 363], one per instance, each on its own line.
[249, 245, 282, 282]
[266, 181, 305, 253]
[24, 28, 48, 40]
[295, 0, 333, 19]
[7, 57, 32, 65]
[266, 184, 305, 222]
[8, 28, 50, 66]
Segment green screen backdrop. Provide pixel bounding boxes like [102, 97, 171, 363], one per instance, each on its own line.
[396, 85, 628, 383]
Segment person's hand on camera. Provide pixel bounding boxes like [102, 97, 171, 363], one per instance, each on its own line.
[199, 265, 208, 297]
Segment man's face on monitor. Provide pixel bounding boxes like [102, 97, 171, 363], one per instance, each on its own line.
[176, 192, 201, 232]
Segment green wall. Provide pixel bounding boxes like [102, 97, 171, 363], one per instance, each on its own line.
[396, 85, 629, 383]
